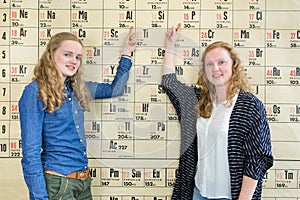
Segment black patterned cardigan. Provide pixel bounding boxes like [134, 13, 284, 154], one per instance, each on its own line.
[161, 73, 273, 200]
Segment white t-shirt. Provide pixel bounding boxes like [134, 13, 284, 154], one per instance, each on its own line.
[195, 95, 238, 199]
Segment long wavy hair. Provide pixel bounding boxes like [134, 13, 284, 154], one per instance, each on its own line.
[34, 32, 91, 113]
[197, 41, 251, 118]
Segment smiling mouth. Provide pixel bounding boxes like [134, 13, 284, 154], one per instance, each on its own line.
[66, 65, 75, 70]
[212, 74, 222, 78]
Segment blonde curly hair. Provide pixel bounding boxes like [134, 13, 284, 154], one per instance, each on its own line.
[34, 32, 91, 113]
[197, 41, 251, 118]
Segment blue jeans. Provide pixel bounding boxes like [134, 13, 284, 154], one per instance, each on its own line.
[193, 186, 231, 200]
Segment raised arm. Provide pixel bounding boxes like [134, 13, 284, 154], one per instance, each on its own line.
[163, 23, 181, 75]
[161, 23, 199, 117]
[121, 26, 137, 58]
[87, 27, 137, 99]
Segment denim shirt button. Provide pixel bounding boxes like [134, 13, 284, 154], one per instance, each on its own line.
[68, 97, 72, 101]
[80, 139, 83, 143]
[76, 125, 79, 129]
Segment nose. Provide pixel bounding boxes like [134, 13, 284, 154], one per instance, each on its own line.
[71, 56, 78, 64]
[212, 63, 219, 71]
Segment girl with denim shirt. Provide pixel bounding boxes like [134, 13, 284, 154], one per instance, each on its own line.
[19, 28, 136, 200]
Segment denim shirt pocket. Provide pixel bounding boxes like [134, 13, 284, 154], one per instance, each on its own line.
[43, 100, 73, 123]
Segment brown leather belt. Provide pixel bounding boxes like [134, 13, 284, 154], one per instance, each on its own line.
[45, 169, 90, 181]
[66, 169, 90, 180]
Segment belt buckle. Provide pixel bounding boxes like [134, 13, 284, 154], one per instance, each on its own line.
[78, 170, 88, 180]
[77, 172, 83, 181]
[79, 171, 84, 180]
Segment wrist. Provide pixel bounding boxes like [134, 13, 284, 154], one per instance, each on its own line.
[121, 54, 132, 59]
[122, 48, 133, 56]
[121, 49, 133, 59]
[162, 64, 176, 75]
[165, 48, 176, 55]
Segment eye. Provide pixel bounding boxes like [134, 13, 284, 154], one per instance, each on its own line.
[219, 61, 226, 65]
[206, 62, 213, 67]
[64, 53, 71, 57]
[76, 56, 82, 61]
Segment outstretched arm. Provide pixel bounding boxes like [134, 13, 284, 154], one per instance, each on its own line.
[88, 27, 137, 99]
[121, 26, 137, 58]
[161, 23, 199, 116]
[163, 23, 181, 75]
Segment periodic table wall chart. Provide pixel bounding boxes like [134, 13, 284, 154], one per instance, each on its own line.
[0, 0, 300, 199]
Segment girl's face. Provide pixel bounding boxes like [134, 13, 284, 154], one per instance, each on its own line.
[204, 47, 233, 91]
[53, 40, 83, 79]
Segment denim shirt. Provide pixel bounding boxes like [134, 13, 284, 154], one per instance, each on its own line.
[19, 57, 132, 200]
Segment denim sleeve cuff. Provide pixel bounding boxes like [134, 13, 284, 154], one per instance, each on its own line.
[119, 56, 132, 71]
